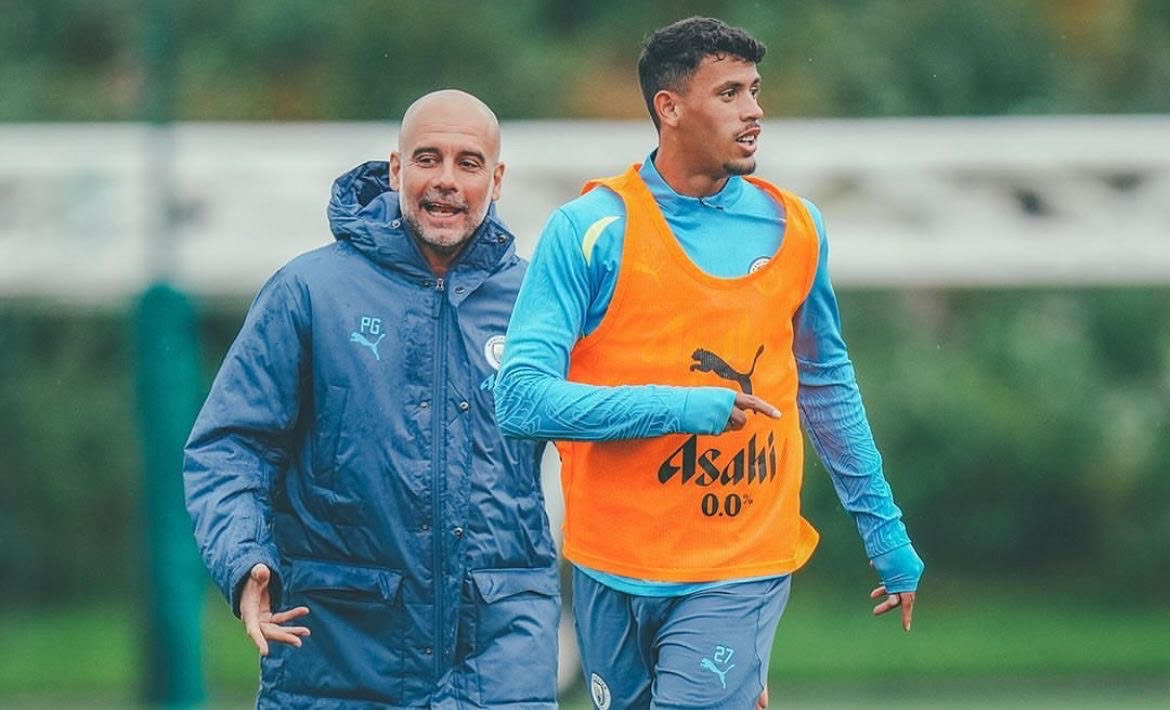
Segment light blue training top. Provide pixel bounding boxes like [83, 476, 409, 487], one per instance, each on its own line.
[493, 153, 923, 596]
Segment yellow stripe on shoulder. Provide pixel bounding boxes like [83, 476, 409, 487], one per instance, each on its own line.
[581, 215, 620, 266]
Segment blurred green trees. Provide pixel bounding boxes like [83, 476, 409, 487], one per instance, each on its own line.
[2, 0, 1169, 122]
[2, 290, 1168, 604]
[2, 0, 1168, 609]
[800, 290, 1170, 603]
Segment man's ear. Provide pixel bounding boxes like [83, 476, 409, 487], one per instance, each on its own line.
[491, 161, 506, 202]
[653, 90, 681, 128]
[389, 151, 402, 191]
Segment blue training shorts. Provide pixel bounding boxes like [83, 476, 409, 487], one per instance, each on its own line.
[573, 569, 792, 709]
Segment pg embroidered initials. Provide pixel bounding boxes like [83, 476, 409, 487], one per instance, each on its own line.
[350, 316, 385, 360]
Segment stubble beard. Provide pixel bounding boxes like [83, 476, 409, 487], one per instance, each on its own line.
[723, 157, 757, 176]
[402, 212, 473, 256]
[402, 193, 494, 258]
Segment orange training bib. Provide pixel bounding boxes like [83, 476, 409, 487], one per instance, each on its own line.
[556, 164, 821, 581]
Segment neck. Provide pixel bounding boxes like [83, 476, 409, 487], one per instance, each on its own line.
[653, 135, 729, 197]
[415, 239, 468, 279]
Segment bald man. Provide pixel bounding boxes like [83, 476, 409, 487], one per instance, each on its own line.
[184, 90, 560, 708]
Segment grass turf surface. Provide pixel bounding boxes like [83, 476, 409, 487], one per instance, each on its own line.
[1, 578, 1166, 707]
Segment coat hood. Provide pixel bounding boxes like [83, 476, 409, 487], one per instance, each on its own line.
[326, 160, 517, 278]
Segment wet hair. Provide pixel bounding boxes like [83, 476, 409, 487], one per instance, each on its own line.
[637, 16, 766, 129]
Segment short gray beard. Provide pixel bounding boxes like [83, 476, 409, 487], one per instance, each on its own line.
[403, 213, 474, 256]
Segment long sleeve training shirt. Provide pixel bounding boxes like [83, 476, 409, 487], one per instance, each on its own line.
[493, 154, 922, 596]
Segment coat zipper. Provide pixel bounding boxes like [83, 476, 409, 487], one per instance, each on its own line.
[431, 276, 446, 678]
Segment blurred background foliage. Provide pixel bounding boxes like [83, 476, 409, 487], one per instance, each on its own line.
[2, 0, 1169, 122]
[2, 0, 1169, 705]
[3, 289, 1168, 605]
[804, 289, 1170, 601]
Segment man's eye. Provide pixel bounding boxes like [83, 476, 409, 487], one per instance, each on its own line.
[415, 157, 436, 167]
[721, 89, 736, 99]
[461, 161, 482, 170]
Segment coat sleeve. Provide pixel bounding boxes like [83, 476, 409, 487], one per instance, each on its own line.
[183, 269, 309, 615]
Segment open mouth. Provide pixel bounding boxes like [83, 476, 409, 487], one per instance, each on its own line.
[422, 200, 466, 218]
[735, 128, 760, 148]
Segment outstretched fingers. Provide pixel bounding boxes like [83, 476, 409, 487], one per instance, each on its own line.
[735, 393, 781, 419]
[899, 592, 916, 632]
[870, 586, 916, 631]
[261, 621, 310, 648]
[262, 605, 312, 648]
[243, 613, 269, 656]
[725, 394, 781, 432]
[270, 606, 311, 624]
[243, 602, 311, 655]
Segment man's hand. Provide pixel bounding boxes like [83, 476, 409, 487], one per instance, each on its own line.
[240, 563, 311, 656]
[724, 393, 781, 432]
[868, 545, 923, 632]
[869, 584, 915, 632]
[756, 685, 768, 709]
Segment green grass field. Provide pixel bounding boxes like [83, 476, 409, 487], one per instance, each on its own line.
[1, 578, 1166, 708]
[556, 683, 1170, 710]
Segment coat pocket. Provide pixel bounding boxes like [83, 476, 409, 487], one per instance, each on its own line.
[272, 558, 405, 703]
[469, 566, 560, 705]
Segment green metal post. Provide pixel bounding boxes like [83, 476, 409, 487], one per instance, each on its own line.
[136, 285, 206, 707]
[137, 0, 206, 705]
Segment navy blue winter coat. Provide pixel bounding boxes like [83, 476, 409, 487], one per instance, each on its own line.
[184, 161, 559, 708]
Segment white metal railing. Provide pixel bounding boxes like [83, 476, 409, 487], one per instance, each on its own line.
[1, 116, 1168, 303]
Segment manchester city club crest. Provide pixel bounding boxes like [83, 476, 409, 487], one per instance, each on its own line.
[590, 672, 611, 710]
[483, 334, 506, 370]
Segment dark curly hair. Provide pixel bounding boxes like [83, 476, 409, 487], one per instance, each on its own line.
[638, 16, 766, 129]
